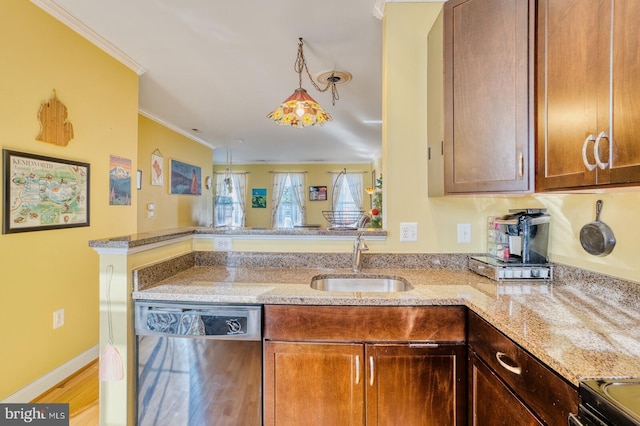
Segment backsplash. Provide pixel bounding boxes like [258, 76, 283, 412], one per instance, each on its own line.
[133, 252, 639, 303]
[553, 263, 639, 309]
[195, 251, 471, 270]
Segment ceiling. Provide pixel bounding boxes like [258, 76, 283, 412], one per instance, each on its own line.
[34, 0, 387, 165]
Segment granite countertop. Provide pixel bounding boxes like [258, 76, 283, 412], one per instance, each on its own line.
[89, 226, 387, 248]
[132, 265, 640, 387]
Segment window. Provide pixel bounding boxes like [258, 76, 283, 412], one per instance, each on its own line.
[331, 172, 364, 213]
[271, 172, 306, 228]
[214, 173, 246, 227]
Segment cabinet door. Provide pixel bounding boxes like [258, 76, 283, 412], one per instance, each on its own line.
[365, 344, 467, 426]
[536, 0, 610, 191]
[469, 351, 543, 426]
[607, 0, 640, 185]
[263, 341, 364, 426]
[468, 311, 578, 425]
[444, 0, 533, 193]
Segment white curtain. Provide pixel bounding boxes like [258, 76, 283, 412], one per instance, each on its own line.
[271, 172, 306, 227]
[331, 172, 345, 211]
[270, 172, 288, 227]
[331, 172, 364, 211]
[345, 173, 364, 210]
[288, 172, 306, 225]
[213, 172, 246, 227]
[214, 172, 231, 196]
[231, 173, 246, 226]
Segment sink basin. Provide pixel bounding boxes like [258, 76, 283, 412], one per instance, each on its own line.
[310, 274, 413, 292]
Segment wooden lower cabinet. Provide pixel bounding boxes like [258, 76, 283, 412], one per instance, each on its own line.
[263, 341, 466, 426]
[263, 305, 468, 426]
[469, 351, 543, 426]
[263, 341, 364, 426]
[366, 344, 466, 426]
[468, 311, 578, 426]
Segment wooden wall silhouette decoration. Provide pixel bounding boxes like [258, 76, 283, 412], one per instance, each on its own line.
[36, 90, 74, 146]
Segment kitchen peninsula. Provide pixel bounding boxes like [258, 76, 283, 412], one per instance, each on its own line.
[90, 227, 640, 425]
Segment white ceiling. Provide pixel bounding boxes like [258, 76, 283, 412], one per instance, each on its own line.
[34, 0, 386, 164]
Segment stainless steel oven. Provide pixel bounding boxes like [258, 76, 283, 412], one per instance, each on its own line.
[135, 301, 262, 426]
[569, 379, 640, 426]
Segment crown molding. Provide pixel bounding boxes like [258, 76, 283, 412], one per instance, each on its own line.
[138, 108, 213, 149]
[30, 0, 147, 75]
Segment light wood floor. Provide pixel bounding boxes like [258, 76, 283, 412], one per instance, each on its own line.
[31, 359, 99, 425]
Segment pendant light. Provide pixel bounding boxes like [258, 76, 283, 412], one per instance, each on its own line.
[267, 38, 350, 128]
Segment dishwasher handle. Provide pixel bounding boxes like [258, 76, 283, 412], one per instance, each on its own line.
[134, 302, 262, 341]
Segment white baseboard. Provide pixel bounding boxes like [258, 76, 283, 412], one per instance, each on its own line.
[2, 345, 99, 403]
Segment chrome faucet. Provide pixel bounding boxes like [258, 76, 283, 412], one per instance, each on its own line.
[352, 233, 369, 273]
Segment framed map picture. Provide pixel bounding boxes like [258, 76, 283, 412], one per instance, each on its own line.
[3, 150, 90, 234]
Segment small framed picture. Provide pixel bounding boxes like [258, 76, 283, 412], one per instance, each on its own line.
[252, 188, 267, 208]
[136, 170, 142, 190]
[169, 159, 201, 195]
[309, 185, 327, 201]
[151, 153, 164, 186]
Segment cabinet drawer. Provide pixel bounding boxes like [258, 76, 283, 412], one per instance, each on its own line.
[264, 305, 466, 342]
[468, 311, 578, 426]
[469, 351, 543, 425]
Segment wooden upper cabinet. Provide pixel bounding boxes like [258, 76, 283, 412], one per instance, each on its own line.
[608, 1, 640, 185]
[443, 0, 534, 194]
[537, 0, 640, 191]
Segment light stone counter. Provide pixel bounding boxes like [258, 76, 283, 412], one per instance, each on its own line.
[88, 226, 387, 249]
[132, 265, 640, 387]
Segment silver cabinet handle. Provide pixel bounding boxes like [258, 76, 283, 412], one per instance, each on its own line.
[594, 131, 610, 170]
[518, 152, 524, 179]
[582, 134, 597, 171]
[355, 355, 360, 385]
[496, 352, 522, 375]
[568, 413, 586, 426]
[409, 343, 439, 348]
[369, 356, 375, 386]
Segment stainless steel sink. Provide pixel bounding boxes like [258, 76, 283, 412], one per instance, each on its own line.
[310, 274, 413, 292]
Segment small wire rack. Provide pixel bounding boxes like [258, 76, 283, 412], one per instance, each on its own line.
[322, 211, 366, 229]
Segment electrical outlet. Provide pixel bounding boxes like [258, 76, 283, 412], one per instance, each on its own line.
[457, 223, 471, 243]
[399, 222, 418, 242]
[214, 237, 233, 251]
[53, 309, 64, 329]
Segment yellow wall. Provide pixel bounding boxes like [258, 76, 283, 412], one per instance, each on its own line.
[4, 0, 639, 405]
[212, 163, 373, 228]
[0, 1, 138, 399]
[137, 115, 213, 232]
[382, 3, 640, 283]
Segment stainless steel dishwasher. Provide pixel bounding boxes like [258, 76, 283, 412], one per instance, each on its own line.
[135, 301, 262, 426]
